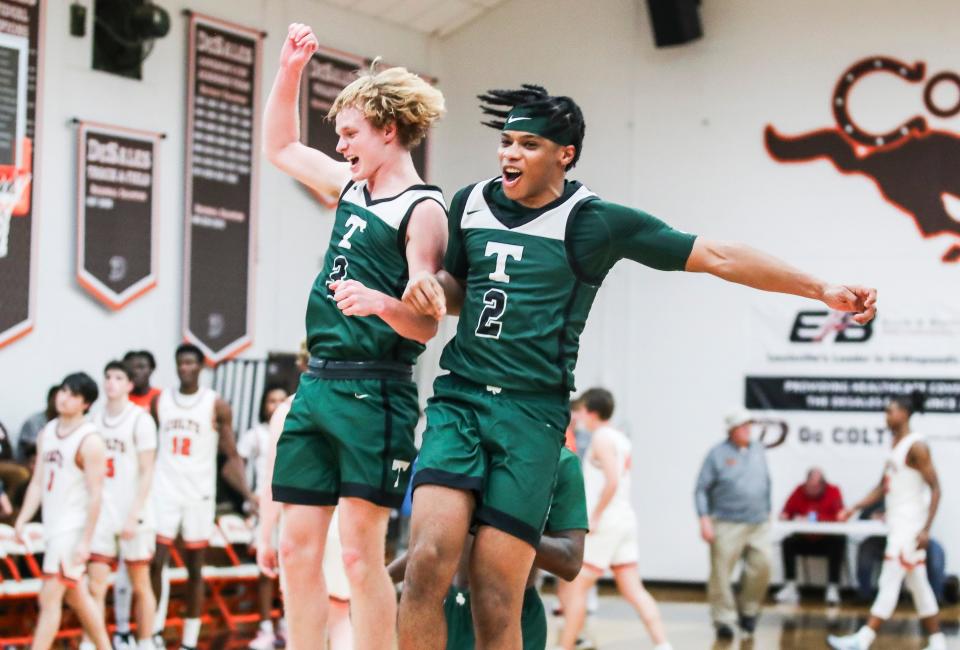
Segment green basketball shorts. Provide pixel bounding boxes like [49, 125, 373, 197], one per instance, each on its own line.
[443, 585, 547, 650]
[272, 373, 418, 508]
[414, 374, 567, 546]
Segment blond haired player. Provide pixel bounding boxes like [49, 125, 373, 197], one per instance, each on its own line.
[15, 373, 111, 650]
[79, 362, 157, 650]
[263, 23, 446, 649]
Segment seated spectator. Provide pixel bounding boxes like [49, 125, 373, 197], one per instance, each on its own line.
[856, 499, 947, 604]
[16, 384, 58, 464]
[774, 468, 845, 605]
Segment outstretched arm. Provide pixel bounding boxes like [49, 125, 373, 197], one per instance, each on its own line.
[686, 239, 877, 324]
[838, 476, 886, 521]
[263, 23, 350, 196]
[534, 529, 586, 582]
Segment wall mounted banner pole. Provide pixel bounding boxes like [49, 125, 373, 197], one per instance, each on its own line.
[0, 0, 45, 348]
[76, 121, 162, 309]
[183, 11, 262, 364]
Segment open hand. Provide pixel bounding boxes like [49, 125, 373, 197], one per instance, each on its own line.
[280, 23, 318, 71]
[402, 271, 446, 320]
[822, 285, 877, 325]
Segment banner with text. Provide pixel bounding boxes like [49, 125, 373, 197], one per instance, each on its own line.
[746, 303, 960, 558]
[183, 12, 261, 363]
[77, 122, 161, 309]
[0, 0, 43, 347]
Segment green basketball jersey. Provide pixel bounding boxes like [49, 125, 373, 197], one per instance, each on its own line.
[439, 178, 600, 394]
[545, 447, 589, 533]
[305, 181, 445, 363]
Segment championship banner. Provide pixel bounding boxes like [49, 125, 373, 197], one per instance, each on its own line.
[300, 46, 431, 193]
[0, 0, 44, 348]
[183, 12, 262, 363]
[76, 121, 161, 309]
[745, 302, 960, 568]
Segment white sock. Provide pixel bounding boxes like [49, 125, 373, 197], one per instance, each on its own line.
[138, 640, 155, 650]
[78, 640, 95, 650]
[182, 617, 202, 647]
[114, 561, 133, 634]
[782, 580, 796, 588]
[259, 619, 273, 634]
[856, 626, 877, 648]
[928, 632, 946, 650]
[653, 644, 673, 650]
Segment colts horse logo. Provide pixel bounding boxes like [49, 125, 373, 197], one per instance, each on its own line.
[765, 56, 960, 262]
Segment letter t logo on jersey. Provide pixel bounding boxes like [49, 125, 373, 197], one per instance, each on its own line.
[485, 242, 524, 283]
[337, 215, 367, 249]
[392, 459, 411, 488]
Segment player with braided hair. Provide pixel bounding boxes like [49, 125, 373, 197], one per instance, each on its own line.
[399, 84, 877, 650]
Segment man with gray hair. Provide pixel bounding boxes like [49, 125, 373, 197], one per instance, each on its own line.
[694, 409, 772, 642]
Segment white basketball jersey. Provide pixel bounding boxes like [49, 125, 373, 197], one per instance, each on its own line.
[94, 403, 157, 528]
[884, 431, 930, 532]
[40, 420, 97, 539]
[156, 388, 219, 502]
[583, 426, 634, 526]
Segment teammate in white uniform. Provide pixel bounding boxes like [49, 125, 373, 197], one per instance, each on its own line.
[239, 383, 289, 650]
[256, 391, 354, 650]
[81, 362, 157, 650]
[14, 373, 111, 650]
[829, 393, 945, 650]
[149, 343, 256, 650]
[559, 389, 671, 650]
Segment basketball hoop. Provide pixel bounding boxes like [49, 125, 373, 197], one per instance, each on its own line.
[0, 170, 30, 260]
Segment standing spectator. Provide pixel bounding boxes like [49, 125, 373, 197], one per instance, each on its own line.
[123, 350, 162, 411]
[775, 468, 845, 605]
[695, 410, 772, 642]
[16, 385, 59, 463]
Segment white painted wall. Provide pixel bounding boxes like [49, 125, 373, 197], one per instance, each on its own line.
[4, 0, 960, 582]
[1, 0, 432, 433]
[430, 0, 960, 580]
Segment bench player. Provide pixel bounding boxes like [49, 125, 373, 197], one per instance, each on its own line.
[15, 373, 111, 650]
[149, 343, 255, 650]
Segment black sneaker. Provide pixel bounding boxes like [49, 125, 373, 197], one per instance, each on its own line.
[739, 615, 757, 638]
[716, 623, 735, 641]
[112, 632, 135, 650]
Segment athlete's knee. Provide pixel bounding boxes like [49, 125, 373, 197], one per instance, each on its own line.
[87, 573, 109, 599]
[472, 584, 518, 637]
[278, 535, 321, 567]
[340, 546, 377, 585]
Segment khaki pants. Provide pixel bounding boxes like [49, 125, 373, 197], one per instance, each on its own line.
[708, 519, 771, 626]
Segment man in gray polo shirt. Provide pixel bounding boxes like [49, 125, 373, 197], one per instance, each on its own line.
[695, 409, 771, 642]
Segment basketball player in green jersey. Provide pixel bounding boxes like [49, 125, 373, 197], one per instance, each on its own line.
[399, 85, 877, 650]
[263, 23, 447, 650]
[389, 447, 588, 650]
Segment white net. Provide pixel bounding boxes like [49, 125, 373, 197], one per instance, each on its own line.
[0, 172, 30, 259]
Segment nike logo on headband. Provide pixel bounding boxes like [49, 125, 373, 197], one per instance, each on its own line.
[506, 116, 532, 124]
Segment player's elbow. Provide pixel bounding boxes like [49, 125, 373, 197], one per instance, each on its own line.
[688, 238, 737, 276]
[556, 547, 585, 582]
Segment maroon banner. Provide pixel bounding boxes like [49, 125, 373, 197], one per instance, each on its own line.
[183, 12, 262, 363]
[76, 121, 161, 309]
[0, 0, 44, 348]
